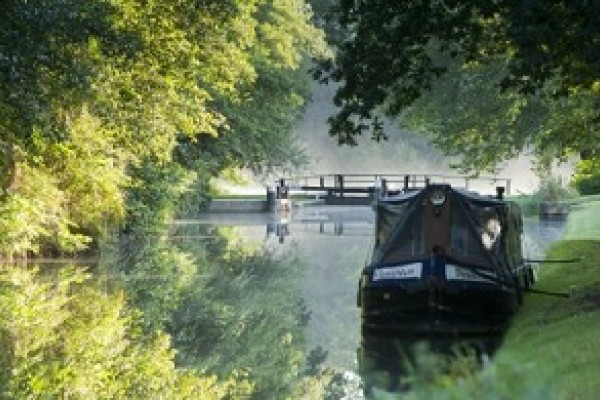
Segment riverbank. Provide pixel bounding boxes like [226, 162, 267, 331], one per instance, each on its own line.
[494, 196, 600, 398]
[401, 196, 600, 399]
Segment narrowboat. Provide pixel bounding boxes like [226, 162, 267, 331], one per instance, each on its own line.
[358, 184, 533, 335]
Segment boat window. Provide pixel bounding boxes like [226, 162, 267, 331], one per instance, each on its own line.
[450, 204, 503, 262]
[380, 212, 425, 262]
[375, 202, 411, 247]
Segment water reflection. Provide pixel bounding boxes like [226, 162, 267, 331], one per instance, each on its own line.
[111, 228, 318, 399]
[522, 217, 567, 259]
[4, 207, 566, 398]
[358, 332, 503, 398]
[183, 206, 566, 398]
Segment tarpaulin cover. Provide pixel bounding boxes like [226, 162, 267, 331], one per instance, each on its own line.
[370, 186, 523, 274]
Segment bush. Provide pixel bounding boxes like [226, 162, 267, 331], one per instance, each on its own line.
[536, 176, 576, 202]
[572, 159, 600, 195]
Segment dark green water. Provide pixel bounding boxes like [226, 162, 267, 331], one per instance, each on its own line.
[168, 206, 566, 397]
[5, 206, 564, 399]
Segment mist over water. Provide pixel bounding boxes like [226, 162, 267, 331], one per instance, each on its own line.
[222, 83, 573, 196]
[292, 83, 573, 194]
[199, 75, 576, 397]
[295, 83, 449, 175]
[190, 205, 566, 397]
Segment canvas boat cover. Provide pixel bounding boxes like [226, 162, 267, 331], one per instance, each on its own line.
[370, 185, 523, 275]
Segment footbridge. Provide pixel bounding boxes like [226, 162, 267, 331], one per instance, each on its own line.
[271, 173, 512, 207]
[204, 173, 512, 213]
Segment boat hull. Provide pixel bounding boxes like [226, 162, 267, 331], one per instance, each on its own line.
[359, 279, 520, 335]
[361, 183, 527, 336]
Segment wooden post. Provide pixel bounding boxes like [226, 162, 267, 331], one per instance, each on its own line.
[336, 174, 344, 198]
[266, 186, 276, 212]
[371, 175, 382, 200]
[277, 179, 288, 199]
[334, 221, 343, 235]
[496, 186, 505, 200]
[276, 179, 291, 211]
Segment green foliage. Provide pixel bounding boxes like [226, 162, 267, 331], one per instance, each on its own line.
[176, 1, 328, 176]
[0, 162, 91, 256]
[124, 160, 196, 232]
[572, 158, 600, 195]
[172, 249, 309, 399]
[535, 176, 576, 203]
[401, 58, 535, 173]
[356, 339, 555, 400]
[396, 358, 556, 400]
[316, 1, 600, 174]
[0, 265, 250, 399]
[0, 0, 327, 255]
[112, 222, 320, 399]
[509, 176, 576, 216]
[0, 109, 129, 255]
[114, 235, 199, 333]
[0, 3, 328, 393]
[173, 245, 311, 398]
[33, 110, 129, 237]
[493, 239, 600, 399]
[197, 60, 313, 176]
[400, 54, 600, 173]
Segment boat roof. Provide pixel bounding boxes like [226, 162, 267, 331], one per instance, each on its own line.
[368, 183, 523, 270]
[377, 184, 505, 207]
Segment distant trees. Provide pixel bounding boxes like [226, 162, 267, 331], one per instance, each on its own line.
[315, 1, 600, 180]
[0, 0, 327, 255]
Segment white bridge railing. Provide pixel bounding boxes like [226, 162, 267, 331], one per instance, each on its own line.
[276, 173, 512, 198]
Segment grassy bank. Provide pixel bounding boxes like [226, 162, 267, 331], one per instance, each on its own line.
[400, 197, 600, 399]
[495, 197, 600, 398]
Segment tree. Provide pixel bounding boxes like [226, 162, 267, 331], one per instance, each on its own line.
[315, 0, 600, 171]
[400, 54, 600, 173]
[400, 56, 542, 173]
[176, 0, 328, 177]
[0, 0, 327, 255]
[0, 0, 261, 254]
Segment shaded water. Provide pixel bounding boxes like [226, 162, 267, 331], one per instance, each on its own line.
[6, 205, 566, 398]
[176, 205, 566, 397]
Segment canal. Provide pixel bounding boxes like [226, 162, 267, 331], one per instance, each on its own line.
[3, 202, 567, 398]
[165, 205, 566, 397]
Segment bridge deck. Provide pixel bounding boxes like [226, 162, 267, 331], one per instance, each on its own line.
[266, 173, 512, 208]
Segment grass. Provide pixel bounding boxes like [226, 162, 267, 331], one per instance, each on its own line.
[564, 196, 600, 239]
[496, 238, 600, 399]
[391, 195, 600, 400]
[484, 197, 600, 399]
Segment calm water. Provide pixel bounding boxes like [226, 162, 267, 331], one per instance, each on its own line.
[176, 205, 566, 396]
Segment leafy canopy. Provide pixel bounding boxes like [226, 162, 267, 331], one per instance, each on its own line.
[0, 0, 327, 254]
[315, 0, 600, 172]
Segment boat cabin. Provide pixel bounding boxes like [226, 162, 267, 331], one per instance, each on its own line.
[359, 184, 529, 334]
